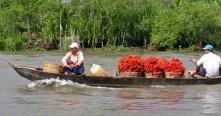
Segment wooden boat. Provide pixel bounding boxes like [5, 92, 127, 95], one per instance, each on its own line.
[9, 63, 221, 87]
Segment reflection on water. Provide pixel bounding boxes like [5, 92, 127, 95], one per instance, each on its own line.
[13, 97, 40, 105]
[202, 87, 221, 114]
[117, 88, 184, 111]
[43, 98, 81, 108]
[59, 99, 81, 105]
[120, 101, 160, 111]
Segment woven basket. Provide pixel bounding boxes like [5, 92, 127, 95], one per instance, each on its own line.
[43, 61, 60, 74]
[165, 72, 184, 79]
[120, 72, 142, 78]
[145, 71, 164, 78]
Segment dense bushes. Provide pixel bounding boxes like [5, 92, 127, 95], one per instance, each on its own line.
[0, 35, 27, 51]
[0, 0, 221, 51]
[151, 0, 220, 49]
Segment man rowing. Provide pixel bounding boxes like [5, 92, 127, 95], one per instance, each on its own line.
[190, 44, 221, 78]
[61, 42, 85, 75]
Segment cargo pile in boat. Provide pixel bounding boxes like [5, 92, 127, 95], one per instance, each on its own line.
[117, 55, 186, 78]
[118, 54, 144, 77]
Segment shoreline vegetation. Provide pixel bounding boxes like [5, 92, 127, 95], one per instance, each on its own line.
[0, 0, 221, 51]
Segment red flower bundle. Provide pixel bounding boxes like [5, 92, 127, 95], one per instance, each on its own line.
[118, 55, 145, 73]
[165, 58, 186, 74]
[144, 57, 168, 74]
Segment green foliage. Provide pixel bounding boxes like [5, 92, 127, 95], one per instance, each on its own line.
[151, 9, 180, 49]
[0, 39, 6, 50]
[32, 47, 46, 51]
[103, 44, 117, 51]
[61, 36, 73, 51]
[0, 34, 27, 51]
[0, 0, 221, 51]
[15, 34, 28, 51]
[150, 0, 221, 50]
[186, 45, 201, 51]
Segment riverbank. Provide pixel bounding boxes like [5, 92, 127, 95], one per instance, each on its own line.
[1, 46, 217, 57]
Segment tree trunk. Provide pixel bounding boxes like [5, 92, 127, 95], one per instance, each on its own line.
[27, 16, 32, 43]
[59, 12, 62, 50]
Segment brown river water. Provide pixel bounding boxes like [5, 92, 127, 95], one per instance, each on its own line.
[0, 51, 221, 116]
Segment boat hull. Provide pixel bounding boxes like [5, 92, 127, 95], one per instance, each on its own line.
[10, 63, 221, 87]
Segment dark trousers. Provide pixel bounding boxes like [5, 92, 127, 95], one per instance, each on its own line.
[64, 64, 85, 75]
[197, 65, 206, 77]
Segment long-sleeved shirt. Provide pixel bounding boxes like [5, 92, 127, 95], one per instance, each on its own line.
[61, 51, 84, 67]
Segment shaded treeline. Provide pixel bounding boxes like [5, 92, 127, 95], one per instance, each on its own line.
[0, 0, 221, 51]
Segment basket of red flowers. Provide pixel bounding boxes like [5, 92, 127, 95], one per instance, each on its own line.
[144, 57, 167, 78]
[164, 58, 186, 78]
[118, 55, 144, 77]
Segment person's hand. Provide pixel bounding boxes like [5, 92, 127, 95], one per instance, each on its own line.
[63, 64, 73, 68]
[190, 58, 197, 63]
[68, 64, 79, 68]
[63, 64, 68, 67]
[188, 70, 196, 76]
